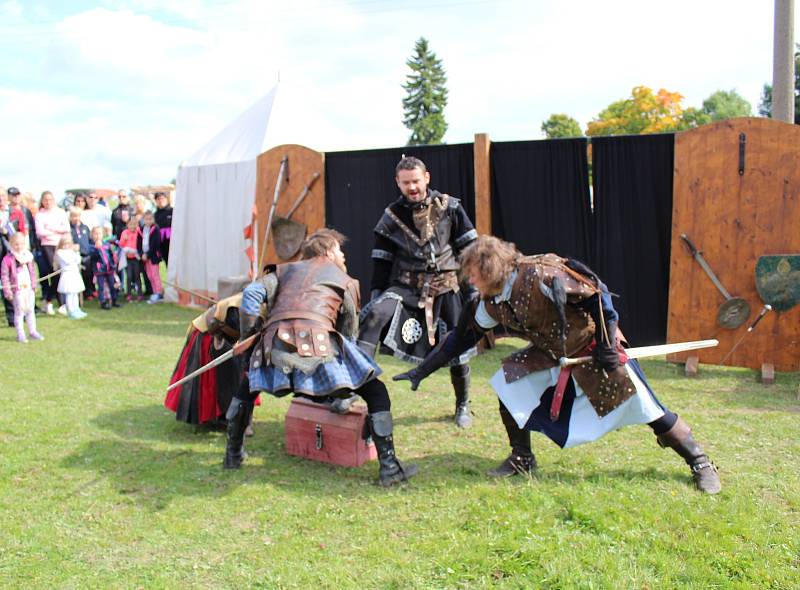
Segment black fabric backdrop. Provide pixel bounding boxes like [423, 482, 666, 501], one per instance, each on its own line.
[490, 138, 592, 262]
[591, 134, 675, 346]
[324, 143, 475, 302]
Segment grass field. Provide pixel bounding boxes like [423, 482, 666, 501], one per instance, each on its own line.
[1, 301, 799, 589]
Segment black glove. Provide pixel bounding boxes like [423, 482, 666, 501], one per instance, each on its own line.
[393, 331, 460, 391]
[392, 367, 424, 391]
[592, 320, 619, 372]
[238, 311, 262, 341]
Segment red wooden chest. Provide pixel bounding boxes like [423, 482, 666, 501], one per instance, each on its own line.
[284, 398, 377, 467]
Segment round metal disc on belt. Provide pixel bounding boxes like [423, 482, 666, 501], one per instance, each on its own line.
[717, 298, 750, 329]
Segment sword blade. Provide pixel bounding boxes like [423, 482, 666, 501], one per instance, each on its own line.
[166, 349, 234, 392]
[560, 339, 719, 367]
[165, 333, 258, 392]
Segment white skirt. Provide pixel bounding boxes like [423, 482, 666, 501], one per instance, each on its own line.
[489, 360, 665, 449]
[57, 268, 85, 294]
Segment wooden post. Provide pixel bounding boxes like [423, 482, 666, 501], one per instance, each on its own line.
[772, 0, 796, 123]
[761, 363, 775, 385]
[684, 355, 699, 377]
[473, 133, 492, 235]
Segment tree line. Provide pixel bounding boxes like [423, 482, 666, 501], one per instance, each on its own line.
[402, 39, 799, 145]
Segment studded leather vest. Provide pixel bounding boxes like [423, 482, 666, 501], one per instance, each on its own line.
[482, 254, 637, 417]
[261, 257, 360, 360]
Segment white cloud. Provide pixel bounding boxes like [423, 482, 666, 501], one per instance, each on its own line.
[0, 0, 796, 196]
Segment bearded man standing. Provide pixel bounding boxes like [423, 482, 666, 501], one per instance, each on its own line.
[358, 157, 478, 428]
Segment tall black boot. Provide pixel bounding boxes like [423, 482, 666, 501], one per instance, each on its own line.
[487, 402, 537, 477]
[369, 411, 418, 487]
[656, 416, 721, 494]
[451, 364, 472, 429]
[223, 398, 254, 469]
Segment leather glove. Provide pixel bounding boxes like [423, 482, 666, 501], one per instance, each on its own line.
[593, 344, 619, 372]
[238, 311, 262, 341]
[393, 330, 461, 391]
[593, 320, 619, 372]
[392, 367, 425, 391]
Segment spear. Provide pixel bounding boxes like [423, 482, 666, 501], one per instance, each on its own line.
[164, 280, 218, 304]
[166, 333, 258, 392]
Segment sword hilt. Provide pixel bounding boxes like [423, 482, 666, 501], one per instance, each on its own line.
[746, 304, 772, 332]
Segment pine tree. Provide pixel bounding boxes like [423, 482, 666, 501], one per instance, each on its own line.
[402, 37, 448, 145]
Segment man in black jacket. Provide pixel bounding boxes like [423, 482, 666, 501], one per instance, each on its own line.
[111, 190, 134, 238]
[153, 192, 173, 266]
[357, 157, 479, 428]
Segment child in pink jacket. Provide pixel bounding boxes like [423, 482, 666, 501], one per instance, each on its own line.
[1, 232, 43, 342]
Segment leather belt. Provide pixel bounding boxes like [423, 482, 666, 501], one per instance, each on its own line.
[265, 310, 331, 328]
[549, 345, 629, 421]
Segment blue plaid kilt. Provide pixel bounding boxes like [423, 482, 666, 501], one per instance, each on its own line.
[249, 339, 382, 397]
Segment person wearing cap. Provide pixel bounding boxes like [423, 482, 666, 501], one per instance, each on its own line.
[7, 188, 39, 254]
[111, 189, 134, 238]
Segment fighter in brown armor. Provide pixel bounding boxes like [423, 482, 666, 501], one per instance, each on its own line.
[226, 229, 417, 487]
[358, 157, 479, 428]
[395, 236, 721, 494]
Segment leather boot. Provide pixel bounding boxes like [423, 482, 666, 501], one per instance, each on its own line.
[488, 403, 537, 477]
[369, 411, 418, 487]
[656, 416, 721, 494]
[223, 398, 254, 469]
[451, 364, 472, 429]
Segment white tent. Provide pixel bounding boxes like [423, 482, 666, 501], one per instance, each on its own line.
[167, 86, 278, 299]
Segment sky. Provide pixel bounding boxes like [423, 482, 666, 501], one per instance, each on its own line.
[0, 0, 796, 198]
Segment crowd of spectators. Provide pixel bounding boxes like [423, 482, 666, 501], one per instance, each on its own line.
[0, 185, 173, 339]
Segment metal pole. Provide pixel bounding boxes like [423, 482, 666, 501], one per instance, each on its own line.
[772, 0, 796, 123]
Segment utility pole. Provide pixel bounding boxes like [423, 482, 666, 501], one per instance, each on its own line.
[772, 0, 795, 123]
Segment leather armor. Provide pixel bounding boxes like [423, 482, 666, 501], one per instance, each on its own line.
[483, 254, 637, 417]
[374, 191, 462, 280]
[250, 257, 361, 372]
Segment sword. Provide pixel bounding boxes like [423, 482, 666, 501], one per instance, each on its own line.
[719, 304, 772, 365]
[166, 332, 258, 392]
[559, 339, 719, 367]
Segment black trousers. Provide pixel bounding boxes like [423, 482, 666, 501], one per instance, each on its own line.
[237, 376, 391, 415]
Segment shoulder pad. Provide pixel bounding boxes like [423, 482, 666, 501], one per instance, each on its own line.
[374, 206, 398, 236]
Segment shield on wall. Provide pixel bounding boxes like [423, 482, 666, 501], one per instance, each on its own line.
[755, 255, 800, 312]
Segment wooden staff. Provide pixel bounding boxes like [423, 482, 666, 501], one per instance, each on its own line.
[164, 280, 218, 304]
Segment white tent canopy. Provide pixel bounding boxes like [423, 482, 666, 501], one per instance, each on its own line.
[167, 86, 278, 298]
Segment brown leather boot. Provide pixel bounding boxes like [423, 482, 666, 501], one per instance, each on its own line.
[656, 416, 721, 494]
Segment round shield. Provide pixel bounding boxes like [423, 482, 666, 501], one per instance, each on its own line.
[755, 255, 800, 312]
[401, 318, 423, 344]
[716, 297, 750, 329]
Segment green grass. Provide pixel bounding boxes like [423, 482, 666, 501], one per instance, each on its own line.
[1, 301, 799, 589]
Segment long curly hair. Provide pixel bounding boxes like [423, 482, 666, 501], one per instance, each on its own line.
[458, 235, 521, 294]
